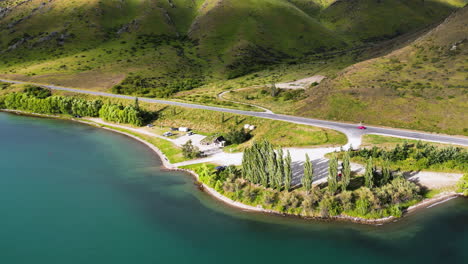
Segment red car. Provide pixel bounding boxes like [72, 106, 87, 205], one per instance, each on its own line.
[358, 126, 367, 130]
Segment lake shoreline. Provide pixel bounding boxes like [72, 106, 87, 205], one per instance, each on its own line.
[1, 109, 464, 226]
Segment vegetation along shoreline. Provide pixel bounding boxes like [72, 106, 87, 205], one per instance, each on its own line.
[1, 109, 466, 226]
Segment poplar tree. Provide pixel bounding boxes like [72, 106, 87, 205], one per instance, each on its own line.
[275, 148, 284, 190]
[134, 97, 140, 110]
[328, 155, 338, 194]
[266, 144, 277, 187]
[242, 148, 252, 182]
[381, 158, 392, 185]
[342, 152, 351, 191]
[284, 150, 292, 191]
[302, 154, 314, 194]
[365, 157, 375, 188]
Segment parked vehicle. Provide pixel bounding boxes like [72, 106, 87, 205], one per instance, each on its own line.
[163, 132, 173, 137]
[358, 126, 367, 130]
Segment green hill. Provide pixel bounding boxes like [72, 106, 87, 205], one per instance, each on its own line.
[297, 6, 468, 135]
[0, 0, 465, 95]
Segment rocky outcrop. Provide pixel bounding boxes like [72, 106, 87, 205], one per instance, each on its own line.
[6, 1, 47, 29]
[0, 7, 11, 19]
[116, 19, 140, 35]
[7, 35, 33, 51]
[35, 31, 70, 46]
[167, 0, 175, 8]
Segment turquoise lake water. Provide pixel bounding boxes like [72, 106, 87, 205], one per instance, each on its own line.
[0, 112, 467, 264]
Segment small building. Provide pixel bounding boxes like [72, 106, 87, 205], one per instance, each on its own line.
[214, 136, 226, 147]
[179, 127, 189, 132]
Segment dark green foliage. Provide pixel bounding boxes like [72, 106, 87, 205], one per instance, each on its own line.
[0, 82, 10, 90]
[269, 84, 279, 97]
[338, 191, 353, 212]
[381, 158, 392, 185]
[284, 150, 292, 191]
[274, 148, 285, 190]
[457, 174, 468, 196]
[2, 91, 150, 126]
[364, 157, 375, 188]
[302, 154, 314, 194]
[181, 140, 201, 159]
[241, 140, 291, 189]
[23, 85, 51, 99]
[328, 155, 338, 194]
[200, 150, 422, 219]
[319, 194, 341, 217]
[223, 128, 251, 145]
[266, 143, 277, 187]
[260, 87, 306, 101]
[375, 178, 421, 205]
[341, 152, 351, 191]
[3, 92, 102, 117]
[98, 103, 145, 126]
[112, 74, 203, 98]
[350, 142, 468, 172]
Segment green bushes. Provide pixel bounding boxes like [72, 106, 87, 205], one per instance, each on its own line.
[0, 82, 10, 90]
[3, 92, 103, 117]
[242, 140, 292, 190]
[112, 74, 203, 98]
[1, 90, 149, 126]
[350, 142, 468, 173]
[195, 140, 424, 219]
[223, 128, 251, 145]
[0, 96, 5, 109]
[23, 85, 51, 99]
[99, 103, 144, 126]
[181, 140, 201, 159]
[458, 174, 468, 196]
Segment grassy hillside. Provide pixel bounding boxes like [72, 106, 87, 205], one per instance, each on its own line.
[319, 0, 467, 42]
[297, 6, 468, 135]
[0, 0, 464, 95]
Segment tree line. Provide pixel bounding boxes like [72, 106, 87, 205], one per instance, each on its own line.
[350, 141, 467, 172]
[0, 88, 149, 126]
[208, 140, 422, 219]
[242, 140, 292, 191]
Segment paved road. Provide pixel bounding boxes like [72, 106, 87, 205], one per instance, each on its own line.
[2, 79, 468, 147]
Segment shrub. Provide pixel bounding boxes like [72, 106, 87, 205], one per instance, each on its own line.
[458, 174, 468, 196]
[263, 190, 277, 205]
[112, 74, 203, 98]
[338, 191, 353, 212]
[224, 128, 251, 145]
[181, 140, 201, 159]
[23, 85, 51, 99]
[319, 194, 341, 217]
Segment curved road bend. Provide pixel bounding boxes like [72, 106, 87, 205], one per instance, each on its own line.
[2, 79, 468, 147]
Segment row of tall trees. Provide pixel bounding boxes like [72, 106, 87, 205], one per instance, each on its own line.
[3, 92, 102, 117]
[98, 103, 144, 126]
[2, 90, 148, 126]
[327, 152, 394, 194]
[242, 141, 292, 191]
[351, 142, 467, 170]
